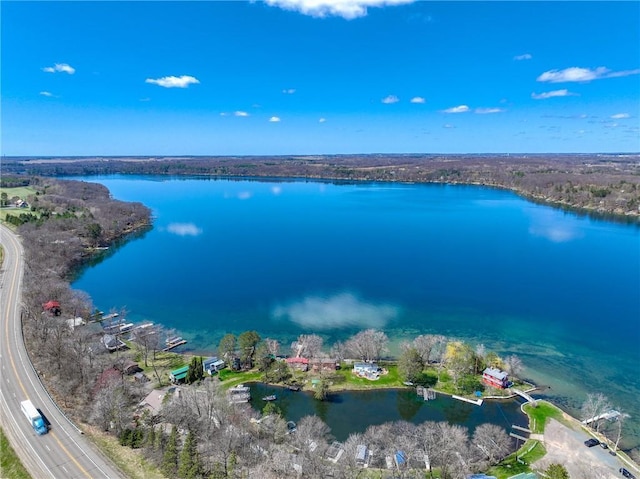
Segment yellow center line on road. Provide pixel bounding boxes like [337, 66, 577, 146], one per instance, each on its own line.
[2, 232, 92, 479]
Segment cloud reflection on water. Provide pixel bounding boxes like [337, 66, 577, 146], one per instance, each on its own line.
[272, 292, 399, 330]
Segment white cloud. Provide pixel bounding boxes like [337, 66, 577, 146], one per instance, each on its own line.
[442, 105, 469, 113]
[271, 186, 283, 195]
[282, 88, 296, 94]
[442, 124, 455, 129]
[166, 223, 203, 237]
[382, 95, 399, 104]
[531, 89, 577, 100]
[265, 0, 414, 19]
[410, 96, 426, 104]
[234, 111, 250, 117]
[475, 107, 504, 114]
[42, 63, 75, 74]
[611, 113, 630, 119]
[319, 118, 327, 123]
[220, 112, 229, 116]
[145, 75, 200, 88]
[514, 53, 532, 61]
[39, 91, 54, 97]
[537, 66, 640, 83]
[271, 292, 399, 330]
[269, 116, 281, 122]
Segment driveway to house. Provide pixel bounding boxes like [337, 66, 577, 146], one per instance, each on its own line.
[0, 224, 126, 478]
[535, 418, 639, 479]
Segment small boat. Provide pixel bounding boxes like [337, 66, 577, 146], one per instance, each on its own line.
[262, 395, 277, 401]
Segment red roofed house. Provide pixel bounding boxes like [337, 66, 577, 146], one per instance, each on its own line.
[285, 357, 309, 372]
[482, 367, 509, 389]
[43, 300, 61, 316]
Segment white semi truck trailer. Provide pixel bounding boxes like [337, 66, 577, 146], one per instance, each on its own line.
[20, 400, 48, 435]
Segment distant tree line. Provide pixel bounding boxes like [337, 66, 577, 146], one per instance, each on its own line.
[3, 154, 639, 220]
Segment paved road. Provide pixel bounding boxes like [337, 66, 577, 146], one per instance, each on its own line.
[0, 224, 126, 479]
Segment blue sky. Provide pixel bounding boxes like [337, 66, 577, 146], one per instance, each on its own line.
[2, 1, 639, 155]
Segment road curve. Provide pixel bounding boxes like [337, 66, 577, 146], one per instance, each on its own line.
[0, 224, 126, 479]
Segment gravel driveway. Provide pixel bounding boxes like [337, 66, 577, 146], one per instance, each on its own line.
[534, 419, 636, 479]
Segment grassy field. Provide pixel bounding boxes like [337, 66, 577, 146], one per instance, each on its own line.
[0, 186, 37, 200]
[82, 425, 165, 479]
[524, 400, 566, 433]
[0, 427, 32, 479]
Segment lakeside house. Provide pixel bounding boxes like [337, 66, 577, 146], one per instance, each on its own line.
[353, 362, 381, 380]
[482, 367, 509, 389]
[309, 358, 339, 372]
[355, 444, 370, 467]
[203, 357, 226, 375]
[101, 334, 126, 351]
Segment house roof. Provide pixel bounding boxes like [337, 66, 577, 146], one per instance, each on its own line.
[170, 366, 189, 380]
[43, 300, 61, 310]
[140, 389, 167, 413]
[286, 357, 309, 364]
[483, 367, 508, 380]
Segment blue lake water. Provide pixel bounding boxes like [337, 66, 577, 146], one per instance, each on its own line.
[70, 176, 640, 449]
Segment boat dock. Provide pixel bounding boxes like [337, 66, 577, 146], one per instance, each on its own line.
[163, 336, 187, 351]
[416, 386, 436, 401]
[452, 395, 483, 406]
[583, 410, 621, 424]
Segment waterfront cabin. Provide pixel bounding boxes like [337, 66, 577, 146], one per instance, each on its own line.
[169, 365, 189, 383]
[482, 367, 509, 389]
[286, 357, 310, 372]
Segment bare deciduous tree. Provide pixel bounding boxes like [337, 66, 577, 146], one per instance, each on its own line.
[581, 393, 612, 433]
[345, 329, 389, 362]
[472, 423, 512, 466]
[290, 334, 323, 359]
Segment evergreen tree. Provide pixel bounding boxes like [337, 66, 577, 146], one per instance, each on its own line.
[178, 430, 200, 478]
[186, 356, 204, 384]
[162, 426, 179, 476]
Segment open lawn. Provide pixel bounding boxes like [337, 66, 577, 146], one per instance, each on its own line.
[0, 186, 37, 200]
[524, 400, 566, 433]
[131, 349, 186, 387]
[0, 427, 32, 479]
[331, 363, 403, 390]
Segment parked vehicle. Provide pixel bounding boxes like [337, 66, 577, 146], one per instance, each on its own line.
[20, 400, 48, 435]
[584, 438, 600, 447]
[620, 468, 636, 479]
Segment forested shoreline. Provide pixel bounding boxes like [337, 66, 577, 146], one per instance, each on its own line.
[3, 154, 640, 221]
